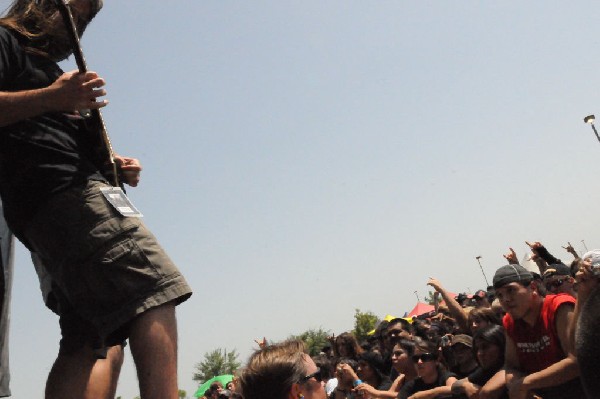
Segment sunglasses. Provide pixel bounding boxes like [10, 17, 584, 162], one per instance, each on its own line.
[411, 353, 437, 363]
[545, 279, 566, 290]
[299, 368, 323, 384]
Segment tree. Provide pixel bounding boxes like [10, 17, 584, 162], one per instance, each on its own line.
[290, 327, 331, 356]
[352, 308, 379, 342]
[193, 348, 241, 384]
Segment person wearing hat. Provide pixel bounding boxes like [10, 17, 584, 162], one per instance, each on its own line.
[493, 264, 584, 399]
[449, 335, 478, 379]
[542, 263, 576, 298]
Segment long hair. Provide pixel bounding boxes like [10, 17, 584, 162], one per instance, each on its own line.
[334, 332, 364, 359]
[0, 0, 102, 58]
[472, 324, 505, 369]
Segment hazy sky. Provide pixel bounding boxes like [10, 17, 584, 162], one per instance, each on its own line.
[4, 1, 600, 398]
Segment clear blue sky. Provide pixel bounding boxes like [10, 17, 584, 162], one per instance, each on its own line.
[4, 1, 600, 397]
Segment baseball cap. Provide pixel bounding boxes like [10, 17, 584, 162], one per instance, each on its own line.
[493, 264, 533, 289]
[543, 264, 571, 278]
[451, 334, 473, 348]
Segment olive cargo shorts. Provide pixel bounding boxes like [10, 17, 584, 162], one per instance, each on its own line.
[24, 180, 192, 352]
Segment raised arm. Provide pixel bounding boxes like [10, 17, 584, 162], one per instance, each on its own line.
[503, 248, 519, 265]
[526, 241, 563, 267]
[562, 242, 579, 260]
[427, 277, 469, 332]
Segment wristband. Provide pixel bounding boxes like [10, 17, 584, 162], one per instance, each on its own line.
[353, 379, 363, 387]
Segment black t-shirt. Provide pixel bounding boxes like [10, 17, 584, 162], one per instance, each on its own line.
[467, 367, 508, 399]
[397, 368, 456, 399]
[0, 27, 105, 240]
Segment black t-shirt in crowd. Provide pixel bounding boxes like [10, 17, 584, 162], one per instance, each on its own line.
[467, 367, 508, 399]
[0, 26, 105, 240]
[397, 368, 456, 399]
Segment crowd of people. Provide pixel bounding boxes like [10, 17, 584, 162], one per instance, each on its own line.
[231, 241, 600, 399]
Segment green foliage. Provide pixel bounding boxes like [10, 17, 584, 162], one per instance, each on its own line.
[290, 327, 331, 356]
[178, 389, 187, 399]
[352, 308, 379, 342]
[193, 348, 241, 384]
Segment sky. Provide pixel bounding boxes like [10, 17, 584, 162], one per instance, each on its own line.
[4, 0, 600, 398]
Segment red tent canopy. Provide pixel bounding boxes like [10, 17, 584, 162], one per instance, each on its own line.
[407, 302, 435, 317]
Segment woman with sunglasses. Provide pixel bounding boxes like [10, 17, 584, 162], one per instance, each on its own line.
[238, 340, 327, 399]
[397, 338, 457, 399]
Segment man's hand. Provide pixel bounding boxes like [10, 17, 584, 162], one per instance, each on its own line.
[427, 277, 444, 292]
[504, 248, 519, 264]
[525, 241, 543, 253]
[562, 242, 578, 257]
[353, 383, 377, 397]
[114, 155, 142, 187]
[47, 70, 108, 112]
[507, 376, 530, 399]
[575, 259, 600, 304]
[254, 337, 267, 349]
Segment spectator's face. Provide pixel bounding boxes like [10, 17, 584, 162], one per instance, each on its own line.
[385, 324, 410, 349]
[544, 276, 573, 295]
[357, 361, 375, 381]
[474, 339, 502, 370]
[412, 349, 437, 379]
[495, 282, 533, 320]
[300, 355, 327, 399]
[469, 317, 489, 334]
[336, 341, 349, 357]
[391, 345, 413, 374]
[452, 344, 474, 366]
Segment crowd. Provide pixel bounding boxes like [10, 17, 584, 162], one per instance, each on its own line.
[229, 241, 600, 399]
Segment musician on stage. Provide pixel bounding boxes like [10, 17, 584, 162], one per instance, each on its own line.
[0, 1, 192, 398]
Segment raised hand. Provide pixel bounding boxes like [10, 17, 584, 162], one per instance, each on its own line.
[254, 337, 268, 349]
[503, 248, 519, 264]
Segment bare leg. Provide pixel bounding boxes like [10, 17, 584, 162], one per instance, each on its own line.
[45, 344, 124, 399]
[128, 303, 178, 399]
[86, 345, 124, 399]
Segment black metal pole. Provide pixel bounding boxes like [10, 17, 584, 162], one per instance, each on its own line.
[476, 256, 490, 287]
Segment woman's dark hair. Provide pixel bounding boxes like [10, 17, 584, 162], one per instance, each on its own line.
[472, 324, 506, 367]
[334, 332, 364, 359]
[395, 338, 416, 358]
[468, 307, 502, 328]
[312, 354, 334, 381]
[358, 351, 389, 388]
[413, 337, 439, 358]
[411, 319, 431, 341]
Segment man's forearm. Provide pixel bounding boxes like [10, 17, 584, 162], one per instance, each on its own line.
[0, 88, 54, 127]
[522, 355, 579, 392]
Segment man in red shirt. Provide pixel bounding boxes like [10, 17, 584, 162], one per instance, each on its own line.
[493, 264, 584, 399]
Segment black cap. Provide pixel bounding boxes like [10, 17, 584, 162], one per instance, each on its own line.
[543, 264, 571, 278]
[493, 264, 533, 289]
